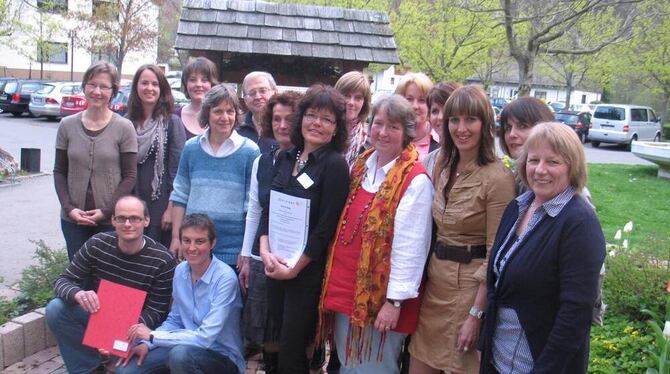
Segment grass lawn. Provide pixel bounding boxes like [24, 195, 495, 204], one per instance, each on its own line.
[588, 164, 670, 249]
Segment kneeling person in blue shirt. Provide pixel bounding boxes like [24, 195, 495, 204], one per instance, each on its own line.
[117, 213, 245, 374]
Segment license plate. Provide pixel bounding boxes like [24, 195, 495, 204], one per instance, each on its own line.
[64, 102, 74, 108]
[34, 98, 43, 103]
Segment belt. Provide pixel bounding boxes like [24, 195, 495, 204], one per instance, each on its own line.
[433, 242, 486, 264]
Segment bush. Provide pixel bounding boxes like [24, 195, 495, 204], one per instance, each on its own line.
[589, 315, 656, 373]
[663, 124, 670, 141]
[18, 240, 68, 309]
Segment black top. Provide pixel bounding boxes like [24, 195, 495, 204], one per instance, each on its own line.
[258, 145, 350, 281]
[251, 147, 280, 257]
[238, 112, 278, 153]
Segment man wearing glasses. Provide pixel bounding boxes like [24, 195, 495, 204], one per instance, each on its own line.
[239, 71, 279, 153]
[46, 195, 177, 374]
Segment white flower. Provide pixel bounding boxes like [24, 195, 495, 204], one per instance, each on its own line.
[608, 250, 617, 257]
[664, 321, 670, 339]
[622, 239, 629, 249]
[623, 221, 634, 233]
[614, 230, 622, 241]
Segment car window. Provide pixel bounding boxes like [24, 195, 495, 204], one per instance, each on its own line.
[555, 113, 577, 123]
[36, 84, 56, 94]
[21, 83, 44, 94]
[61, 85, 81, 95]
[594, 106, 625, 120]
[648, 109, 657, 122]
[631, 108, 648, 122]
[4, 81, 18, 94]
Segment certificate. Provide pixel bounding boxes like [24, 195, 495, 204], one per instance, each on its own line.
[269, 190, 311, 268]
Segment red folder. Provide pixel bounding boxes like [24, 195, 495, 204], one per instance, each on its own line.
[82, 279, 147, 358]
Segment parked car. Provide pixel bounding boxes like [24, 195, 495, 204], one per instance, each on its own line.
[0, 79, 47, 116]
[589, 104, 662, 151]
[548, 101, 566, 112]
[491, 106, 502, 129]
[490, 97, 509, 109]
[60, 93, 87, 117]
[173, 89, 190, 109]
[110, 88, 130, 116]
[29, 82, 82, 120]
[555, 111, 592, 143]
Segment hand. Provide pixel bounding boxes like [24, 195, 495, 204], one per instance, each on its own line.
[238, 256, 251, 293]
[68, 208, 97, 226]
[373, 301, 401, 333]
[456, 316, 482, 353]
[169, 237, 182, 260]
[75, 290, 100, 313]
[128, 323, 152, 342]
[160, 205, 172, 231]
[119, 343, 149, 367]
[84, 209, 105, 223]
[264, 255, 292, 280]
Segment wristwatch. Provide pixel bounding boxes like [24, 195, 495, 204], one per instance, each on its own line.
[387, 299, 403, 308]
[469, 306, 485, 319]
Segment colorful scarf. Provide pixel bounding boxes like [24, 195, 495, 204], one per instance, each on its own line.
[344, 119, 368, 167]
[319, 143, 420, 363]
[136, 116, 168, 200]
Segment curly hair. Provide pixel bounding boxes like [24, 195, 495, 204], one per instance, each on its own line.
[260, 91, 303, 139]
[290, 84, 348, 153]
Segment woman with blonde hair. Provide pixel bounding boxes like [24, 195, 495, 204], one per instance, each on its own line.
[394, 73, 436, 162]
[335, 71, 372, 167]
[409, 86, 516, 374]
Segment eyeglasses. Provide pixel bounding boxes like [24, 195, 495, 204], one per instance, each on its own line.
[245, 87, 271, 98]
[113, 215, 144, 224]
[304, 112, 336, 127]
[85, 83, 113, 92]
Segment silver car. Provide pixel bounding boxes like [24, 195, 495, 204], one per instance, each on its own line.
[29, 82, 82, 120]
[589, 104, 662, 151]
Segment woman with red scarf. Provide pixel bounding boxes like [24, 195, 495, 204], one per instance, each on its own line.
[319, 94, 433, 373]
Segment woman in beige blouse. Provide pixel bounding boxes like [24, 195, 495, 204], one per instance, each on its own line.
[409, 86, 515, 374]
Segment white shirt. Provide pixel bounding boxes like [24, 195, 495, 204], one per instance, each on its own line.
[199, 129, 245, 157]
[241, 155, 263, 260]
[362, 152, 434, 300]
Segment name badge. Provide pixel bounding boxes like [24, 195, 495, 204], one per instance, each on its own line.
[297, 173, 314, 189]
[113, 340, 129, 352]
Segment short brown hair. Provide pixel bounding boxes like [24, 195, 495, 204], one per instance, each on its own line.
[517, 122, 587, 192]
[261, 91, 303, 139]
[81, 61, 120, 101]
[335, 71, 372, 122]
[370, 94, 416, 148]
[181, 57, 219, 99]
[440, 85, 496, 170]
[499, 97, 554, 156]
[198, 84, 242, 129]
[290, 84, 348, 153]
[427, 82, 462, 110]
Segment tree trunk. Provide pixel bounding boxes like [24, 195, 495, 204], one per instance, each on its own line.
[517, 57, 533, 97]
[565, 84, 573, 110]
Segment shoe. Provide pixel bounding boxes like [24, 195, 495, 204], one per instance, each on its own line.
[263, 351, 279, 374]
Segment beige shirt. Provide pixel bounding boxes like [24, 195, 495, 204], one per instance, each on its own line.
[432, 157, 516, 283]
[55, 112, 137, 220]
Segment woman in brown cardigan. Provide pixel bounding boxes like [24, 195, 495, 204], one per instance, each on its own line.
[54, 61, 138, 260]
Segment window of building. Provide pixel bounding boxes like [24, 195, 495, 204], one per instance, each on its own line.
[581, 94, 587, 104]
[490, 87, 500, 98]
[37, 42, 68, 64]
[534, 91, 547, 100]
[37, 0, 67, 12]
[91, 47, 116, 64]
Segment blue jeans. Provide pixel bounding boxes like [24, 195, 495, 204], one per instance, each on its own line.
[116, 345, 239, 374]
[45, 298, 101, 374]
[61, 219, 113, 260]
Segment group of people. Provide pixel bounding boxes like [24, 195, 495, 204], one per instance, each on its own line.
[46, 57, 606, 374]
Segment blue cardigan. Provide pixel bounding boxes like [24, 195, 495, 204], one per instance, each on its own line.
[480, 194, 605, 374]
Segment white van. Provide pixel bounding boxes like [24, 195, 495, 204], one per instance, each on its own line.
[589, 104, 662, 150]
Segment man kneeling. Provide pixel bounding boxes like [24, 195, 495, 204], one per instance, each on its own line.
[117, 213, 245, 374]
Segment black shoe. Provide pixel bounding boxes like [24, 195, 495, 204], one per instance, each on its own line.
[263, 351, 279, 374]
[326, 345, 341, 373]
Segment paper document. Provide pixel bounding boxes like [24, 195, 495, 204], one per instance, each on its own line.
[82, 280, 147, 358]
[269, 190, 311, 268]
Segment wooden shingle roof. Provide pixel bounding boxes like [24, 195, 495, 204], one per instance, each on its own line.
[175, 0, 400, 64]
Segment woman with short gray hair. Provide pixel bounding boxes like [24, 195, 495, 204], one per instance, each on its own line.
[319, 94, 433, 372]
[169, 84, 260, 267]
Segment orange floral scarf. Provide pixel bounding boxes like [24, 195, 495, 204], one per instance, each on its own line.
[319, 143, 420, 363]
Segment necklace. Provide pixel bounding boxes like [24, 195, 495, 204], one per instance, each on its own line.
[295, 150, 308, 173]
[338, 184, 373, 245]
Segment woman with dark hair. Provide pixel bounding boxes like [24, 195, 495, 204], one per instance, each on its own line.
[257, 84, 350, 373]
[319, 94, 433, 373]
[54, 61, 137, 260]
[499, 97, 554, 160]
[480, 123, 605, 373]
[423, 81, 463, 177]
[238, 91, 303, 374]
[409, 86, 516, 374]
[170, 84, 260, 267]
[177, 57, 220, 139]
[335, 71, 372, 166]
[127, 64, 186, 246]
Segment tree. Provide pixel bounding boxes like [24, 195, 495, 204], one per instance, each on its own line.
[479, 0, 640, 96]
[0, 0, 19, 38]
[70, 0, 159, 73]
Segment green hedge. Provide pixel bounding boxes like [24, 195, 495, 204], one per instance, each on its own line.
[664, 124, 670, 140]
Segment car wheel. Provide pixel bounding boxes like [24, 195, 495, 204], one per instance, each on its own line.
[653, 133, 661, 142]
[10, 111, 22, 117]
[579, 132, 586, 144]
[46, 116, 57, 121]
[28, 110, 36, 118]
[591, 141, 600, 148]
[625, 136, 636, 152]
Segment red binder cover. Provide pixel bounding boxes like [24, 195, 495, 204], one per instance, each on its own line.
[82, 279, 147, 358]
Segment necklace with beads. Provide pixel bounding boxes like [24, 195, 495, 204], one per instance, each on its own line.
[295, 150, 308, 173]
[338, 184, 373, 245]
